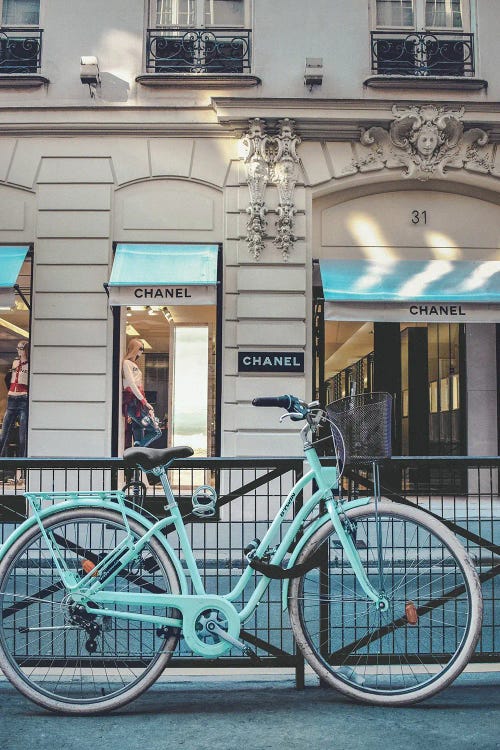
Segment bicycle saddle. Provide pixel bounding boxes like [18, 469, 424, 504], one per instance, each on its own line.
[123, 445, 194, 470]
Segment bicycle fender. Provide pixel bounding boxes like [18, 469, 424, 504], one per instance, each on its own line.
[282, 495, 372, 611]
[281, 513, 331, 611]
[0, 500, 188, 595]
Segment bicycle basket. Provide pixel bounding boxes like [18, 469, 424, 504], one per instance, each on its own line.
[325, 392, 392, 466]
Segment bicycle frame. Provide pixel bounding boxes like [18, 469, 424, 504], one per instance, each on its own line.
[23, 442, 384, 658]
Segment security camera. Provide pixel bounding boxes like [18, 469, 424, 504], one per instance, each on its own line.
[304, 57, 323, 90]
[80, 56, 100, 87]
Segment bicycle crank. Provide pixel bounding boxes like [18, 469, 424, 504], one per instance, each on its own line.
[185, 604, 258, 661]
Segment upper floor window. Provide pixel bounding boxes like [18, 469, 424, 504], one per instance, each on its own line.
[0, 0, 42, 74]
[153, 0, 245, 28]
[376, 0, 465, 29]
[1, 0, 40, 26]
[371, 0, 474, 77]
[146, 0, 251, 75]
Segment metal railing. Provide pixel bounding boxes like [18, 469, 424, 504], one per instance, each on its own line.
[145, 27, 251, 73]
[0, 455, 498, 674]
[370, 30, 475, 77]
[0, 27, 42, 73]
[0, 456, 306, 683]
[342, 456, 499, 661]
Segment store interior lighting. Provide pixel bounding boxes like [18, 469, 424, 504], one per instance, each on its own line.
[0, 318, 30, 338]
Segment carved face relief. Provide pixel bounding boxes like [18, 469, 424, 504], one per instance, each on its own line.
[415, 124, 440, 158]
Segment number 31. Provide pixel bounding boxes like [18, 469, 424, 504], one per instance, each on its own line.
[411, 210, 427, 225]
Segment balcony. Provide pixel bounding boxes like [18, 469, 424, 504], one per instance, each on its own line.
[138, 27, 260, 88]
[0, 27, 42, 72]
[0, 27, 47, 87]
[367, 30, 486, 90]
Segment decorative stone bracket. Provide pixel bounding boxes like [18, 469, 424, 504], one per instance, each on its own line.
[240, 118, 270, 261]
[353, 105, 491, 181]
[240, 118, 301, 261]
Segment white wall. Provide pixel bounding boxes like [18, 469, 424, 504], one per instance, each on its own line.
[0, 0, 499, 106]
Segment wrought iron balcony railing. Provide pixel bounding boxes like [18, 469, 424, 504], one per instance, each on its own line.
[371, 30, 475, 77]
[146, 27, 251, 74]
[0, 27, 42, 73]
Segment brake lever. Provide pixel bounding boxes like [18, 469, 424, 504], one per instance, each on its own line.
[279, 411, 304, 423]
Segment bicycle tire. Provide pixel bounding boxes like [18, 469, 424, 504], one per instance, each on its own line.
[288, 502, 482, 705]
[0, 507, 181, 714]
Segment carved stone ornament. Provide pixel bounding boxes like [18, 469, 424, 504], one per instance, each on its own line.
[240, 118, 271, 261]
[358, 105, 490, 181]
[271, 118, 301, 261]
[240, 118, 302, 261]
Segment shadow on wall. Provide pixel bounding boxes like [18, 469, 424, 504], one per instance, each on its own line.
[99, 72, 130, 102]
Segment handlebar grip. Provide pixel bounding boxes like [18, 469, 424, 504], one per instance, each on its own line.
[252, 395, 292, 409]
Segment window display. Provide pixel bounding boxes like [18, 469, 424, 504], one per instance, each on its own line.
[0, 250, 31, 480]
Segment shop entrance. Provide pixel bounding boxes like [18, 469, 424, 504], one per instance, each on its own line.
[108, 243, 221, 458]
[313, 295, 466, 459]
[0, 246, 31, 474]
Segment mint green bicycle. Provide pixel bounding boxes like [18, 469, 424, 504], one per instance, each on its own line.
[0, 395, 482, 714]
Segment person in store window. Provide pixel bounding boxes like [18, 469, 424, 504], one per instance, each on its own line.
[122, 339, 160, 448]
[0, 341, 29, 484]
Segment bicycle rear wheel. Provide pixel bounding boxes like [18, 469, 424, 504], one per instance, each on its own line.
[288, 502, 482, 705]
[0, 508, 180, 714]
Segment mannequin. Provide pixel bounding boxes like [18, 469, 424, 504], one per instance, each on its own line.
[122, 338, 160, 448]
[0, 341, 29, 484]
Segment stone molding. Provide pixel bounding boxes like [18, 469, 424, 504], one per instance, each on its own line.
[240, 117, 301, 261]
[271, 119, 301, 261]
[353, 105, 492, 181]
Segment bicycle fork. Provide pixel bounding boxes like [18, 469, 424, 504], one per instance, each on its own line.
[305, 445, 389, 612]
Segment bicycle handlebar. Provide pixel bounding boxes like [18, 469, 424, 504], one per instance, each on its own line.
[252, 396, 293, 409]
[252, 394, 312, 422]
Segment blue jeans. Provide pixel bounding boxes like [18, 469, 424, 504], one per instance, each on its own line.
[0, 394, 28, 457]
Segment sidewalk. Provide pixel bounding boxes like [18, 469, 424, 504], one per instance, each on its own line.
[0, 671, 499, 750]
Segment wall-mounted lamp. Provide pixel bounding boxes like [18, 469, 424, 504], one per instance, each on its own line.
[304, 57, 323, 91]
[80, 55, 101, 97]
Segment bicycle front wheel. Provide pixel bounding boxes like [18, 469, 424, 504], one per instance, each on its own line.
[288, 502, 482, 705]
[0, 508, 181, 714]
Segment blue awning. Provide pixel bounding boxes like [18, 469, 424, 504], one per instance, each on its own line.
[108, 244, 218, 306]
[320, 259, 500, 323]
[0, 245, 30, 308]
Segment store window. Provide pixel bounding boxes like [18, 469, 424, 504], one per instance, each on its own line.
[108, 244, 220, 458]
[0, 246, 31, 474]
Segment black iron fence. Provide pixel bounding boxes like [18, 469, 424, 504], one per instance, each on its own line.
[343, 456, 499, 661]
[0, 455, 498, 678]
[0, 456, 306, 683]
[145, 27, 251, 73]
[370, 30, 475, 77]
[0, 27, 43, 73]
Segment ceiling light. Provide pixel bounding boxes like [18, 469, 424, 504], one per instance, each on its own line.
[162, 307, 173, 323]
[126, 324, 140, 336]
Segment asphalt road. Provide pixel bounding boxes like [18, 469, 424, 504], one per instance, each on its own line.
[0, 672, 498, 750]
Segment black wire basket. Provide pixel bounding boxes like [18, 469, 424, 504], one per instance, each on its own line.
[325, 392, 392, 467]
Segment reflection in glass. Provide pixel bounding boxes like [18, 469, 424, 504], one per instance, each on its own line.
[172, 326, 209, 455]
